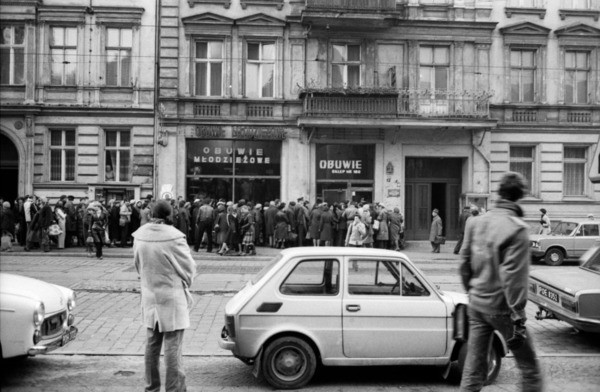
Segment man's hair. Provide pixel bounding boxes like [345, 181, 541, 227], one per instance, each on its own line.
[498, 171, 527, 202]
[153, 200, 172, 220]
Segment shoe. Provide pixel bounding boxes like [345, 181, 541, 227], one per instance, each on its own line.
[453, 251, 459, 255]
[97, 256, 103, 260]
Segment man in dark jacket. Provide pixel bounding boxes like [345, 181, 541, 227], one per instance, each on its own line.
[454, 205, 472, 254]
[459, 172, 542, 392]
[38, 197, 54, 252]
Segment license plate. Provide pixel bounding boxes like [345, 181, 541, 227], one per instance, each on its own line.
[61, 327, 77, 346]
[538, 286, 559, 303]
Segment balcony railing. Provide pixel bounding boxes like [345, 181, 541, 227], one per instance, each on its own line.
[301, 88, 491, 119]
[306, 0, 397, 12]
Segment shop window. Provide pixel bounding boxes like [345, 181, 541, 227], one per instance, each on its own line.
[186, 139, 281, 202]
[510, 49, 536, 103]
[50, 130, 76, 181]
[105, 130, 131, 182]
[0, 25, 25, 85]
[332, 44, 361, 88]
[50, 27, 77, 86]
[245, 42, 274, 98]
[106, 28, 132, 87]
[195, 40, 223, 96]
[565, 51, 589, 104]
[509, 146, 535, 196]
[280, 260, 339, 296]
[564, 146, 587, 196]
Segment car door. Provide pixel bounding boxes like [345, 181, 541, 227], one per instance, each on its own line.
[342, 257, 448, 358]
[573, 223, 600, 256]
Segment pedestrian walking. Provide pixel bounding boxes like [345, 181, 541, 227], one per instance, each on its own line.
[454, 205, 472, 254]
[459, 172, 543, 392]
[539, 208, 551, 235]
[86, 203, 107, 260]
[429, 208, 443, 253]
[133, 200, 196, 392]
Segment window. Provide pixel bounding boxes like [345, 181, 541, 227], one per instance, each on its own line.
[106, 28, 132, 87]
[50, 130, 76, 181]
[195, 41, 222, 96]
[579, 224, 599, 237]
[51, 27, 77, 86]
[565, 51, 589, 104]
[510, 146, 534, 195]
[332, 44, 361, 88]
[564, 147, 587, 196]
[347, 260, 429, 296]
[280, 260, 339, 296]
[0, 25, 25, 85]
[105, 130, 131, 182]
[561, 0, 594, 8]
[510, 49, 536, 102]
[245, 42, 274, 98]
[419, 46, 449, 97]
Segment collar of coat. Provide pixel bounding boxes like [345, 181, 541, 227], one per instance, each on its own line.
[494, 199, 524, 218]
[132, 222, 186, 242]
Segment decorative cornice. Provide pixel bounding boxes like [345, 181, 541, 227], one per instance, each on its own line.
[504, 6, 546, 19]
[94, 7, 145, 26]
[559, 8, 600, 22]
[241, 0, 284, 10]
[38, 5, 87, 24]
[187, 0, 230, 9]
[555, 23, 600, 38]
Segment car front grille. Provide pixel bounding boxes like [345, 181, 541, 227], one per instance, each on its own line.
[42, 311, 67, 337]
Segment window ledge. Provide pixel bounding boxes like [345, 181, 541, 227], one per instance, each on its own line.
[505, 6, 546, 19]
[561, 196, 596, 203]
[187, 0, 231, 8]
[559, 9, 600, 21]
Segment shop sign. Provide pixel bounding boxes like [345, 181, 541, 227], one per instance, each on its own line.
[195, 125, 225, 138]
[316, 144, 374, 180]
[232, 126, 286, 140]
[187, 140, 281, 176]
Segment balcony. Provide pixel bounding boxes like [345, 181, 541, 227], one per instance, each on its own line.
[305, 0, 397, 12]
[301, 0, 400, 28]
[300, 88, 491, 122]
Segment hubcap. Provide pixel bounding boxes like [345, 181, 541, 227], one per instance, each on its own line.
[550, 253, 559, 262]
[272, 346, 307, 381]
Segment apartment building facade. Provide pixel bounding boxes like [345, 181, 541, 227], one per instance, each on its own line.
[0, 0, 157, 203]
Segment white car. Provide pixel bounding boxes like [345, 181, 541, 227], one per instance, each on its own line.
[218, 247, 507, 389]
[0, 273, 77, 359]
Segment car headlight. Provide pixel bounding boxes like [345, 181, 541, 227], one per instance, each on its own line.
[33, 302, 45, 326]
[68, 293, 76, 311]
[530, 241, 539, 248]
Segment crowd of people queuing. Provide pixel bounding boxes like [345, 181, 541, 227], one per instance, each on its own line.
[0, 194, 408, 256]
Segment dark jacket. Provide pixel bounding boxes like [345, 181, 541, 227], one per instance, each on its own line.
[459, 199, 530, 322]
[38, 204, 54, 229]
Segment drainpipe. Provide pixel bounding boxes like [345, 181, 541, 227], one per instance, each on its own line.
[153, 0, 161, 198]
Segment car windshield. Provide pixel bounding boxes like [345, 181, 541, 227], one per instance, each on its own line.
[251, 253, 284, 285]
[552, 222, 578, 236]
[580, 247, 600, 274]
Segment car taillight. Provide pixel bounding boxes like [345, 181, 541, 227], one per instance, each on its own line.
[561, 296, 578, 313]
[225, 315, 235, 338]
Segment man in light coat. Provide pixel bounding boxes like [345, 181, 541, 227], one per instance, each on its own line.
[133, 200, 196, 392]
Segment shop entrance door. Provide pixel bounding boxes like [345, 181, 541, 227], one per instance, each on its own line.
[404, 158, 462, 241]
[0, 134, 19, 204]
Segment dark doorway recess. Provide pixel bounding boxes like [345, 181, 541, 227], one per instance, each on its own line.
[0, 134, 19, 205]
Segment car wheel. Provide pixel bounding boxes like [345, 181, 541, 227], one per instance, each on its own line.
[261, 336, 317, 390]
[544, 248, 564, 266]
[449, 340, 501, 386]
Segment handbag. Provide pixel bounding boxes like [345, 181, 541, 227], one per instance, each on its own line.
[48, 223, 63, 236]
[435, 235, 446, 245]
[373, 220, 380, 230]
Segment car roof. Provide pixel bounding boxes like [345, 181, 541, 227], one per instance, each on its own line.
[278, 246, 410, 259]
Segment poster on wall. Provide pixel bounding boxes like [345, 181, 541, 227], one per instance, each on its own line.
[316, 144, 375, 180]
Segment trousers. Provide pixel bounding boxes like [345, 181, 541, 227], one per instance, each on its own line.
[460, 308, 543, 392]
[145, 326, 186, 392]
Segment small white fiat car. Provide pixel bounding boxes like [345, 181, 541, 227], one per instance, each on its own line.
[219, 247, 506, 389]
[0, 273, 77, 359]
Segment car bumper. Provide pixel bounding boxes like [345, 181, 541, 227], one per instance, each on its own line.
[218, 336, 236, 351]
[530, 249, 545, 258]
[530, 299, 600, 333]
[28, 326, 78, 356]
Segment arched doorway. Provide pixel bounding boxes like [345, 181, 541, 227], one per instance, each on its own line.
[0, 133, 19, 204]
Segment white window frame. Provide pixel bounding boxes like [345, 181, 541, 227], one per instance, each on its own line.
[105, 27, 132, 87]
[50, 26, 78, 86]
[509, 145, 537, 197]
[563, 146, 588, 197]
[331, 43, 362, 88]
[49, 129, 76, 182]
[245, 41, 275, 98]
[510, 49, 537, 103]
[0, 25, 25, 85]
[564, 50, 590, 104]
[194, 40, 223, 97]
[105, 130, 131, 182]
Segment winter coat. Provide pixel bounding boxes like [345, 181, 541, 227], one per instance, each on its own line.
[345, 219, 366, 246]
[318, 209, 334, 242]
[388, 212, 403, 243]
[308, 207, 323, 240]
[375, 210, 389, 241]
[264, 205, 278, 236]
[429, 215, 443, 242]
[133, 222, 196, 332]
[459, 199, 530, 322]
[274, 210, 289, 241]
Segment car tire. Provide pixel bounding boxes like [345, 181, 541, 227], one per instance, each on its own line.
[261, 336, 317, 390]
[544, 248, 565, 266]
[449, 340, 502, 386]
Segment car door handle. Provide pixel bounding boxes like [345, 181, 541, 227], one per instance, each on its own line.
[346, 305, 361, 312]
